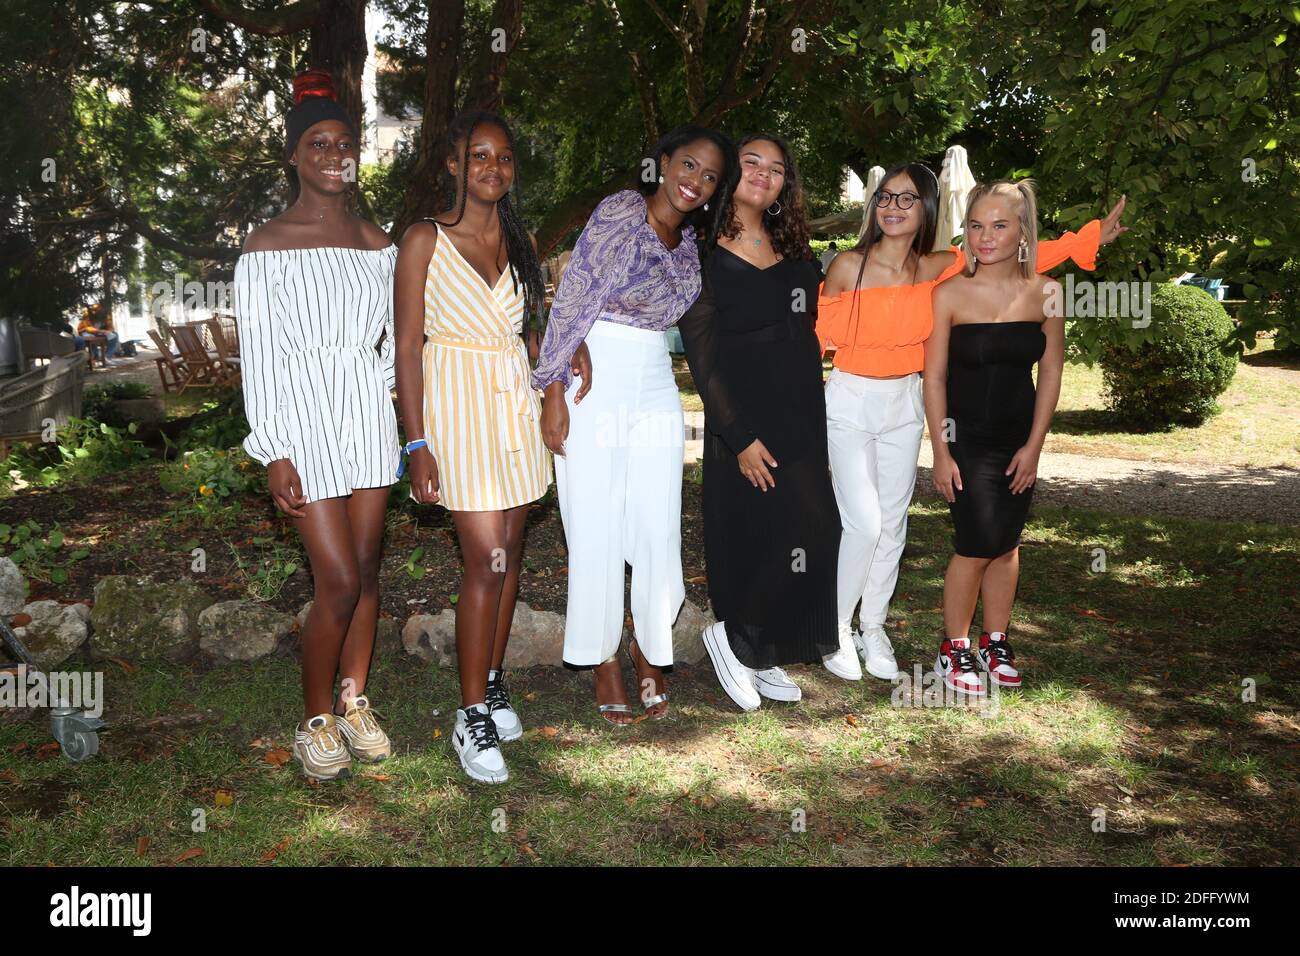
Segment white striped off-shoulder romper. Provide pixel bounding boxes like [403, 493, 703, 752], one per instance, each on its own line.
[421, 223, 551, 511]
[234, 245, 401, 503]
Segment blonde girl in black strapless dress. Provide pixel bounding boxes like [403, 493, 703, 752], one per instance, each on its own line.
[922, 180, 1066, 696]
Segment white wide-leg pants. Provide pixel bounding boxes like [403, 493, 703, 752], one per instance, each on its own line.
[555, 320, 685, 668]
[825, 368, 925, 632]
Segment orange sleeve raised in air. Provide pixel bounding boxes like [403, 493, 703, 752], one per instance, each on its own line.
[1037, 218, 1102, 273]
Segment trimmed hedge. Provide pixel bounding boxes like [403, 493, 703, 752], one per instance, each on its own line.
[1100, 284, 1237, 430]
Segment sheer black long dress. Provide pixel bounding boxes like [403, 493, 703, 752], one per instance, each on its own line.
[678, 247, 840, 669]
[946, 321, 1046, 558]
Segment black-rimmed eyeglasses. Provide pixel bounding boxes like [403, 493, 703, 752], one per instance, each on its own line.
[875, 189, 920, 210]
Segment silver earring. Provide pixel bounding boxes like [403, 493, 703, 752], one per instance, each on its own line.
[658, 174, 664, 183]
[1017, 238, 1029, 263]
[767, 201, 782, 216]
[703, 202, 708, 211]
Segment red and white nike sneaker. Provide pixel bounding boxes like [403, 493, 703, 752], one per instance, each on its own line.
[977, 631, 1021, 688]
[935, 637, 986, 696]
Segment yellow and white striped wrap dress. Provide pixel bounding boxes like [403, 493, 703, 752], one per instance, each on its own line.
[421, 224, 552, 511]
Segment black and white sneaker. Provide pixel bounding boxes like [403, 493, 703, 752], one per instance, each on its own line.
[452, 704, 508, 784]
[485, 669, 523, 741]
[935, 637, 986, 696]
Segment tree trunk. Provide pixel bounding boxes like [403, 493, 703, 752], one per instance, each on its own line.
[392, 0, 466, 240]
[309, 0, 369, 139]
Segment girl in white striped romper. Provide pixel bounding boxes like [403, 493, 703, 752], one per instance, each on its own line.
[235, 71, 399, 783]
[394, 111, 588, 784]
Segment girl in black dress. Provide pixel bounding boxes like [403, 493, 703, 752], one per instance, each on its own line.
[679, 133, 840, 710]
[923, 180, 1066, 696]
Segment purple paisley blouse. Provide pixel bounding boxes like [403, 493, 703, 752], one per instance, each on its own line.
[532, 189, 702, 390]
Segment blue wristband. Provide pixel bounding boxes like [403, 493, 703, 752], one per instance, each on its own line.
[396, 439, 428, 479]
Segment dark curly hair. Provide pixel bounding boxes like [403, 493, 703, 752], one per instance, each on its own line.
[637, 125, 738, 250]
[439, 110, 546, 338]
[717, 132, 813, 261]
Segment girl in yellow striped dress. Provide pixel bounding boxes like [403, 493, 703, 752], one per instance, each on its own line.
[393, 111, 590, 785]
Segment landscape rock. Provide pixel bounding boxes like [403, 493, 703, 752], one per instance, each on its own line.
[0, 557, 27, 617]
[11, 600, 91, 670]
[670, 599, 712, 665]
[89, 576, 214, 662]
[503, 602, 566, 667]
[402, 610, 457, 665]
[198, 600, 295, 662]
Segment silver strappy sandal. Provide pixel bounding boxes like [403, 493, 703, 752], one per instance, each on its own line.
[627, 639, 669, 720]
[594, 657, 635, 726]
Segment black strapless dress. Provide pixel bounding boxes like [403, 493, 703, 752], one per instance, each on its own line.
[945, 321, 1046, 558]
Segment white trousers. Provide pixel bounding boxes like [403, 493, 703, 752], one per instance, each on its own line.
[825, 368, 925, 631]
[555, 320, 685, 667]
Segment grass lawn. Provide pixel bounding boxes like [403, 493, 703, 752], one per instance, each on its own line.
[1050, 341, 1300, 468]
[3, 499, 1296, 866]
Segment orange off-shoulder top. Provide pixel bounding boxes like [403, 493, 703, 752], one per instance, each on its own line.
[815, 219, 1102, 377]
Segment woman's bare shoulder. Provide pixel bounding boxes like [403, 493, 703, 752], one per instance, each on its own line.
[919, 247, 961, 282]
[241, 218, 294, 254]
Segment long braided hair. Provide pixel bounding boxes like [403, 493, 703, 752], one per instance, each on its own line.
[440, 110, 545, 337]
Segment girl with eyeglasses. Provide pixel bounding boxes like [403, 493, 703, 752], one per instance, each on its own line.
[816, 163, 1127, 684]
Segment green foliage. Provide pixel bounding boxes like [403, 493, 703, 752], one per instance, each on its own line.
[986, 0, 1299, 358]
[0, 520, 90, 585]
[228, 538, 301, 603]
[403, 545, 426, 580]
[1099, 285, 1239, 429]
[175, 392, 250, 453]
[160, 447, 264, 506]
[3, 418, 152, 489]
[80, 381, 153, 428]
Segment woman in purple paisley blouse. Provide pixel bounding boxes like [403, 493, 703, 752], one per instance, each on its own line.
[533, 125, 738, 725]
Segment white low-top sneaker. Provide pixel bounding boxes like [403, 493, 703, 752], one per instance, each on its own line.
[485, 669, 523, 742]
[823, 624, 863, 681]
[452, 704, 508, 784]
[701, 622, 761, 711]
[855, 625, 900, 681]
[754, 666, 801, 702]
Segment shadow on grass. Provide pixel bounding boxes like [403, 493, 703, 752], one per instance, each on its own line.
[2, 502, 1297, 866]
[1242, 348, 1300, 371]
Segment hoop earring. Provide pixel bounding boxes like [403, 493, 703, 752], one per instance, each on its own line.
[1017, 238, 1029, 263]
[767, 201, 782, 216]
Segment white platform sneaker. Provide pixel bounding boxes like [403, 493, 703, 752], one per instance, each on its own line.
[452, 704, 508, 784]
[823, 623, 864, 680]
[701, 622, 761, 711]
[754, 667, 802, 702]
[854, 625, 900, 681]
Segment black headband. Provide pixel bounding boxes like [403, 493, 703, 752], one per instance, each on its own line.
[285, 97, 355, 159]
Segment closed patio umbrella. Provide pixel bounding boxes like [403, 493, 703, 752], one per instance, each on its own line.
[857, 166, 886, 241]
[936, 145, 976, 248]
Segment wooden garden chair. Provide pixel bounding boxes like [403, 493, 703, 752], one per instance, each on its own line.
[147, 329, 185, 393]
[169, 324, 224, 392]
[201, 317, 241, 386]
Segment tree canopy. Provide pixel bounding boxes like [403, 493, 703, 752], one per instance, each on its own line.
[3, 0, 1295, 355]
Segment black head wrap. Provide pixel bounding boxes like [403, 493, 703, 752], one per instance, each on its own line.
[285, 70, 354, 159]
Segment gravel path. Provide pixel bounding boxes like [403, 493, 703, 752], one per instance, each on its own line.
[685, 411, 1300, 527]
